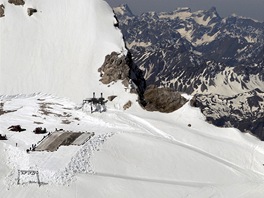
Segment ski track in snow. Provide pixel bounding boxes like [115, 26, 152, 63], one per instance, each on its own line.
[110, 111, 264, 181]
[113, 110, 175, 139]
[0, 95, 264, 198]
[94, 172, 217, 187]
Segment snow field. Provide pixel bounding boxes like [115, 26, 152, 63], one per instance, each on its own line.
[0, 0, 128, 102]
[0, 94, 264, 197]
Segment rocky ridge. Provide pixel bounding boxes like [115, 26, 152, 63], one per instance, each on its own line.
[114, 4, 264, 95]
[113, 4, 264, 139]
[192, 89, 264, 139]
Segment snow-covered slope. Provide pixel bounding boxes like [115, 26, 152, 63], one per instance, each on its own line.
[0, 0, 127, 103]
[0, 94, 264, 197]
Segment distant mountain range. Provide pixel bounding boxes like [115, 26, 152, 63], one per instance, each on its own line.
[113, 4, 264, 139]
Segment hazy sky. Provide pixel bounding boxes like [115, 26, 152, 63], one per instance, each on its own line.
[107, 0, 264, 21]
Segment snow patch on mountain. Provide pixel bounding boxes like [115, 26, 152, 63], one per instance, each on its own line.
[197, 67, 264, 95]
[159, 8, 192, 20]
[127, 41, 152, 48]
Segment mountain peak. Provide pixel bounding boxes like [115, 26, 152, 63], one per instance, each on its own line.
[209, 6, 217, 12]
[113, 4, 134, 17]
[199, 6, 221, 24]
[208, 6, 220, 17]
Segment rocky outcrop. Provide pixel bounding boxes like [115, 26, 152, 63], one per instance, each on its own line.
[143, 86, 187, 113]
[0, 4, 5, 17]
[8, 0, 25, 6]
[27, 8, 37, 16]
[99, 52, 130, 85]
[123, 100, 132, 110]
[99, 51, 146, 104]
[108, 95, 117, 101]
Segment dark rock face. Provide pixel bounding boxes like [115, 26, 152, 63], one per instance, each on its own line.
[144, 86, 187, 113]
[126, 51, 146, 102]
[8, 0, 25, 6]
[193, 89, 264, 140]
[27, 8, 37, 16]
[0, 4, 5, 18]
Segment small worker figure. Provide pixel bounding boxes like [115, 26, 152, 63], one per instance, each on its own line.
[16, 143, 17, 147]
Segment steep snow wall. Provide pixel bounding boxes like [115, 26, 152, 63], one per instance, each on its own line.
[0, 0, 127, 102]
